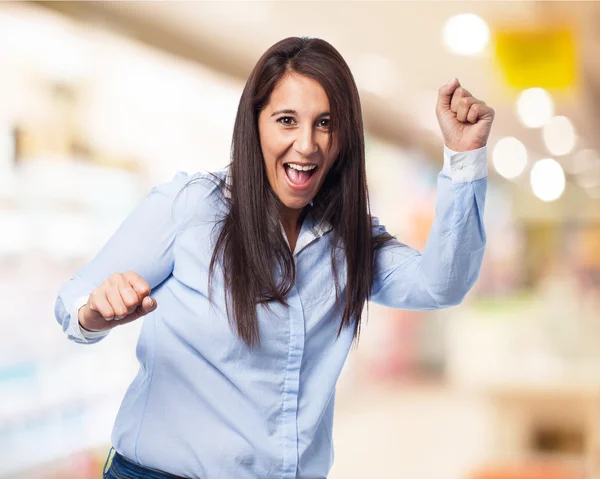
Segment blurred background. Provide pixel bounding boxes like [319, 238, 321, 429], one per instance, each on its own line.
[1, 1, 600, 478]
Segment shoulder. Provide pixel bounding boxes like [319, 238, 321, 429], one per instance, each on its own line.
[151, 169, 226, 197]
[150, 169, 229, 230]
[370, 215, 392, 239]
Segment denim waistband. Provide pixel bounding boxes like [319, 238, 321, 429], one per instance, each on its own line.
[106, 448, 188, 479]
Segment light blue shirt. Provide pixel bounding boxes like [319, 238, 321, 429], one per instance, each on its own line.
[55, 145, 487, 479]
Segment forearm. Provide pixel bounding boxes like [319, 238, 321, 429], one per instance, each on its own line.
[418, 146, 487, 306]
[371, 146, 487, 309]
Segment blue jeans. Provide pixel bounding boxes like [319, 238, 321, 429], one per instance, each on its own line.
[103, 447, 188, 479]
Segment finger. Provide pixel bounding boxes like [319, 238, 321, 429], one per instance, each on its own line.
[119, 282, 142, 314]
[124, 271, 151, 299]
[451, 86, 472, 114]
[457, 97, 481, 123]
[89, 290, 115, 320]
[141, 296, 157, 315]
[479, 104, 495, 121]
[436, 77, 460, 114]
[467, 102, 485, 124]
[469, 103, 494, 123]
[106, 285, 128, 320]
[121, 296, 157, 323]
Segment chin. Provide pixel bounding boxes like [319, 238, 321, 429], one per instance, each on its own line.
[281, 196, 311, 211]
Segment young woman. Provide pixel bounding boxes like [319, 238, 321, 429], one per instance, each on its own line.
[55, 37, 494, 479]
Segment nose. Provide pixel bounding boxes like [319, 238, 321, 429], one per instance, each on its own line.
[293, 125, 318, 157]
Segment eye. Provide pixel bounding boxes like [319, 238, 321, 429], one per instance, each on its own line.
[277, 116, 296, 126]
[317, 118, 331, 129]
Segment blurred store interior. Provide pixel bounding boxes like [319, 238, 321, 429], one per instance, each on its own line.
[1, 1, 600, 478]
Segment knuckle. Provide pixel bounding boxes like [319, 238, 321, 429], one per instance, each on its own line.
[124, 294, 139, 308]
[124, 270, 138, 280]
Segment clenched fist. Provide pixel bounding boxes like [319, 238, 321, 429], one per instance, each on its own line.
[436, 77, 495, 152]
[78, 271, 157, 332]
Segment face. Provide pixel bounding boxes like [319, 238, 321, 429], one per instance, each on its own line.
[258, 73, 340, 214]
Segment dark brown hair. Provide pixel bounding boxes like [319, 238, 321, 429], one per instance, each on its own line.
[208, 37, 393, 347]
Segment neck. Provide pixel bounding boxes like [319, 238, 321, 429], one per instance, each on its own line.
[279, 206, 302, 232]
[279, 205, 307, 252]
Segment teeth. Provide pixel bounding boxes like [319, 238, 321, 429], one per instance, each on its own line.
[286, 163, 317, 171]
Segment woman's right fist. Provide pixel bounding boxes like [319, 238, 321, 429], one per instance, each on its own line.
[78, 271, 157, 332]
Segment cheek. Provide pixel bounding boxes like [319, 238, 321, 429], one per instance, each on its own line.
[258, 119, 273, 155]
[261, 131, 288, 162]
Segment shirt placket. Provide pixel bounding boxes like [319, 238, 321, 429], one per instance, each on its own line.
[279, 283, 305, 478]
[278, 218, 318, 478]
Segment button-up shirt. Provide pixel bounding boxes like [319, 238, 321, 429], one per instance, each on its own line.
[55, 145, 487, 479]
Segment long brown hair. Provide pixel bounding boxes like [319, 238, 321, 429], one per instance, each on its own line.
[208, 37, 393, 347]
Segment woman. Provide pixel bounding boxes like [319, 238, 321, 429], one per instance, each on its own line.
[55, 37, 493, 479]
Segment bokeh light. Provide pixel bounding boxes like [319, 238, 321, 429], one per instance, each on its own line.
[530, 158, 566, 202]
[492, 137, 528, 179]
[543, 116, 576, 156]
[442, 13, 490, 56]
[573, 149, 600, 189]
[517, 88, 554, 128]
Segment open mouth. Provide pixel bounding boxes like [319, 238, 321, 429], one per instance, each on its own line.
[283, 162, 318, 189]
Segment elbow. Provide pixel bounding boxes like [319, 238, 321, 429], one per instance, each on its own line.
[435, 289, 469, 308]
[435, 259, 484, 309]
[433, 282, 473, 309]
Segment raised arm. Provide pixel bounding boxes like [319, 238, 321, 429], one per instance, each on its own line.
[370, 78, 494, 310]
[371, 146, 487, 309]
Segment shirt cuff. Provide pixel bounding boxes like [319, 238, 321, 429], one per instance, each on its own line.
[70, 295, 110, 341]
[442, 144, 488, 184]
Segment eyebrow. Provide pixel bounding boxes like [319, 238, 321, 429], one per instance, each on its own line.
[270, 109, 330, 118]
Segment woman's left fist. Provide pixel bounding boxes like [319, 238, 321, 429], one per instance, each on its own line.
[436, 78, 495, 152]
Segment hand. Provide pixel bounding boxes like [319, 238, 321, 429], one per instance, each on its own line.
[78, 271, 157, 332]
[436, 78, 495, 152]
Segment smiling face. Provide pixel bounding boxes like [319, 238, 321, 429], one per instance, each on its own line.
[258, 72, 340, 214]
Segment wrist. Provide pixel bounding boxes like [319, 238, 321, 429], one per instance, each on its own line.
[78, 304, 101, 333]
[445, 142, 487, 153]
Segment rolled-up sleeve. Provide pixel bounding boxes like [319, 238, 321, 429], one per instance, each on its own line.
[370, 146, 487, 310]
[54, 171, 191, 344]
